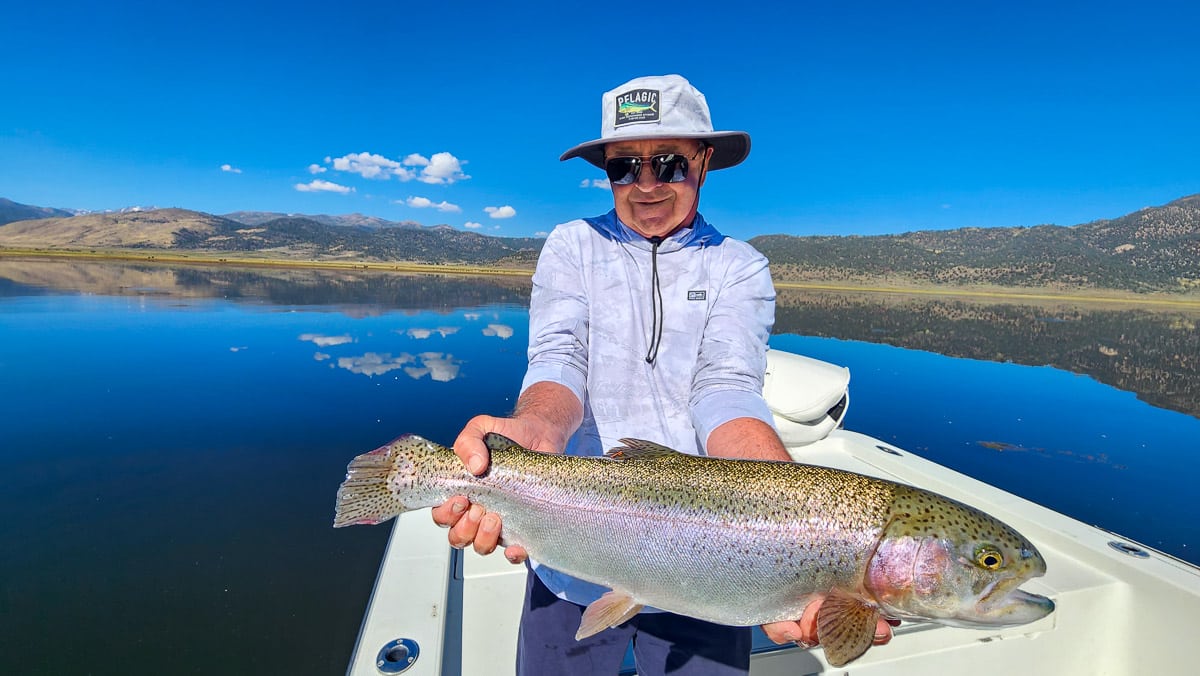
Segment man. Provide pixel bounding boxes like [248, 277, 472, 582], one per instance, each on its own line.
[432, 74, 893, 675]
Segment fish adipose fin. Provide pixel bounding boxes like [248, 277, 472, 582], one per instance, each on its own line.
[575, 590, 645, 639]
[333, 439, 412, 528]
[483, 432, 526, 454]
[816, 588, 882, 667]
[606, 438, 685, 461]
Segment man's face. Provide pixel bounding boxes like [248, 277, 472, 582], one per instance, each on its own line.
[605, 139, 712, 239]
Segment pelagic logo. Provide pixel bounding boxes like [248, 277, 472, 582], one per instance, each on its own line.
[687, 290, 706, 301]
[615, 89, 660, 126]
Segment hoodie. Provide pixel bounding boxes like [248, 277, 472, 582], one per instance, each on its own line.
[520, 209, 778, 607]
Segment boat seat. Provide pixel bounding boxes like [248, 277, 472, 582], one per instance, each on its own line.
[763, 349, 850, 446]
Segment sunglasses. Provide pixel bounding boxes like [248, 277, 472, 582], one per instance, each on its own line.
[604, 147, 706, 186]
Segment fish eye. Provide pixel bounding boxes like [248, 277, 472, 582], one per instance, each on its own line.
[975, 547, 1004, 570]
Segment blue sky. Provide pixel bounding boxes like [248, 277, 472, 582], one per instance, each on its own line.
[3, 1, 1198, 240]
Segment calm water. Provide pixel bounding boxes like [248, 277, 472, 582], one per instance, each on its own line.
[1, 260, 1198, 675]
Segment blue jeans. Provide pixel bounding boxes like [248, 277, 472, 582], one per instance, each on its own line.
[515, 569, 752, 676]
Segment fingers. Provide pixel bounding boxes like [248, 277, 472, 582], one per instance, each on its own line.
[503, 545, 528, 565]
[873, 617, 897, 645]
[438, 500, 508, 556]
[760, 620, 807, 645]
[431, 496, 469, 528]
[473, 510, 503, 555]
[454, 416, 495, 476]
[762, 600, 898, 650]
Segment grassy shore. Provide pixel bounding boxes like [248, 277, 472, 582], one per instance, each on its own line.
[4, 246, 1200, 309]
[0, 247, 535, 278]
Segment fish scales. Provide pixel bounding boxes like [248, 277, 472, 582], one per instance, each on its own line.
[334, 433, 1054, 667]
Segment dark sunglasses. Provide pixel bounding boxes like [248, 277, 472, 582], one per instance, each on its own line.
[604, 147, 706, 186]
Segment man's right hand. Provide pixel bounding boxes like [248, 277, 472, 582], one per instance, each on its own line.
[430, 414, 549, 560]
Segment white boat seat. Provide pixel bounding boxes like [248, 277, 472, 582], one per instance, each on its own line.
[763, 349, 850, 446]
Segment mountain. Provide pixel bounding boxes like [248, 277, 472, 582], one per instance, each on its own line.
[751, 194, 1200, 292]
[0, 207, 542, 266]
[223, 211, 425, 230]
[0, 208, 239, 248]
[3, 194, 1199, 292]
[0, 198, 75, 225]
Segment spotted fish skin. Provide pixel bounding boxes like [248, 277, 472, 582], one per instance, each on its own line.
[334, 433, 1054, 666]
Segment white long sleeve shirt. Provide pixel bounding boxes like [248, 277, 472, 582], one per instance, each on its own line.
[520, 209, 778, 606]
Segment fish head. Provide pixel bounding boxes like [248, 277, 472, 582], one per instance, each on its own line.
[864, 489, 1054, 628]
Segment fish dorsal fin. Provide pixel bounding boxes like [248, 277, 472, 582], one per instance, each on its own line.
[575, 589, 645, 639]
[816, 588, 881, 667]
[483, 432, 524, 453]
[605, 438, 685, 461]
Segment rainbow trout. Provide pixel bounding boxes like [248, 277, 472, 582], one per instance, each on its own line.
[334, 433, 1054, 666]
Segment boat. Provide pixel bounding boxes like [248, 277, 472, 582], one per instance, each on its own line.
[343, 349, 1200, 675]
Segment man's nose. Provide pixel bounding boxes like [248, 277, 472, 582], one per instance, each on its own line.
[634, 163, 661, 189]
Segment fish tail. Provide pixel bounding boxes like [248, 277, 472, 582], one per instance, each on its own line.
[333, 442, 411, 528]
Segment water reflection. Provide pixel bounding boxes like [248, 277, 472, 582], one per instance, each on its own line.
[775, 288, 1200, 418]
[4, 259, 1199, 417]
[0, 258, 533, 310]
[2, 259, 1197, 676]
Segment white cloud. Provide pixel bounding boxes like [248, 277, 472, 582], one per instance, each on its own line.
[336, 352, 415, 377]
[330, 152, 415, 180]
[484, 205, 516, 219]
[581, 178, 609, 189]
[463, 312, 480, 321]
[221, 164, 242, 174]
[295, 180, 354, 194]
[308, 163, 327, 174]
[406, 196, 462, 213]
[482, 323, 514, 339]
[314, 352, 331, 361]
[464, 221, 482, 229]
[418, 152, 470, 184]
[407, 352, 462, 382]
[404, 327, 459, 339]
[299, 333, 354, 346]
[325, 151, 469, 184]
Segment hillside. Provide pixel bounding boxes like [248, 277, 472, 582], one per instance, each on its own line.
[0, 207, 543, 266]
[222, 211, 426, 230]
[0, 198, 75, 225]
[752, 195, 1200, 292]
[2, 194, 1199, 291]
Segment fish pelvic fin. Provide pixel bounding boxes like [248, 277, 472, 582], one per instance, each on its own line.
[575, 590, 645, 640]
[816, 588, 882, 667]
[333, 437, 419, 528]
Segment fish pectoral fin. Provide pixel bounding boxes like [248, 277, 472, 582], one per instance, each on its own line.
[605, 438, 684, 461]
[815, 589, 881, 667]
[575, 590, 644, 640]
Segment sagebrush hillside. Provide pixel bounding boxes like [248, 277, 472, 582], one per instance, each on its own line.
[3, 194, 1198, 292]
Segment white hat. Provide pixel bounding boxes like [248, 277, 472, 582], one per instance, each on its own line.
[559, 74, 751, 171]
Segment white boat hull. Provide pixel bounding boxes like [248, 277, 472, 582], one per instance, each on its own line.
[346, 427, 1200, 674]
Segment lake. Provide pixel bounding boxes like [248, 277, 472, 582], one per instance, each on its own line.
[2, 259, 1197, 675]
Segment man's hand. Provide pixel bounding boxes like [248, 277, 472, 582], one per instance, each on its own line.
[430, 411, 565, 561]
[761, 600, 897, 649]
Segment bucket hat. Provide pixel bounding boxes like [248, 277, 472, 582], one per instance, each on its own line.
[560, 74, 751, 171]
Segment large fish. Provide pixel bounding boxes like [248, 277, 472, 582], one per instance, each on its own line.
[334, 433, 1054, 667]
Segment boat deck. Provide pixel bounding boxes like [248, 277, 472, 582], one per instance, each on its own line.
[348, 429, 1200, 675]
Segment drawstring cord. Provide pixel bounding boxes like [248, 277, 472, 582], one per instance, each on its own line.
[645, 236, 664, 364]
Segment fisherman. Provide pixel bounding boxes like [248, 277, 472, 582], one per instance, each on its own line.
[432, 74, 895, 675]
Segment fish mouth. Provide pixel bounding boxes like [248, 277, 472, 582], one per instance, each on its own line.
[972, 581, 1055, 627]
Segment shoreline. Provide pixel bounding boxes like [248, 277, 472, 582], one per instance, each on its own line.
[4, 246, 1200, 309]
